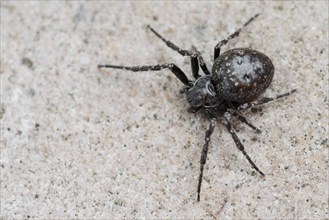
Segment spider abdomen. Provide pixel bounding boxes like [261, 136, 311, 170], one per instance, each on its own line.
[212, 48, 274, 103]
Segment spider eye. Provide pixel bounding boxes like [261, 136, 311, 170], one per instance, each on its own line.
[206, 82, 216, 96]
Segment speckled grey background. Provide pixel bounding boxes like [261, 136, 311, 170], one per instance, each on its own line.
[1, 1, 328, 219]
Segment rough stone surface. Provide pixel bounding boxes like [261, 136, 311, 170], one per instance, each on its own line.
[1, 2, 328, 219]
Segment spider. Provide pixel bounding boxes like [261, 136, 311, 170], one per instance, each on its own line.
[98, 14, 296, 201]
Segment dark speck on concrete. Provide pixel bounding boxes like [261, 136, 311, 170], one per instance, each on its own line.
[21, 57, 34, 69]
[0, 104, 5, 119]
[34, 123, 40, 131]
[28, 88, 36, 96]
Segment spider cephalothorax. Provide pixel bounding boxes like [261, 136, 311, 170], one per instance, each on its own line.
[98, 14, 296, 201]
[186, 76, 218, 109]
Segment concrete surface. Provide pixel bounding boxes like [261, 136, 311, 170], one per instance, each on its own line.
[1, 1, 328, 219]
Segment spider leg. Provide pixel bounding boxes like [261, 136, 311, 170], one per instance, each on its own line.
[214, 13, 259, 60]
[98, 63, 191, 86]
[227, 109, 262, 133]
[223, 112, 265, 176]
[147, 25, 211, 77]
[238, 89, 297, 110]
[190, 46, 201, 79]
[197, 117, 216, 201]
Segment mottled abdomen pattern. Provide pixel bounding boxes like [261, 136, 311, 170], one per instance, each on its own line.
[212, 48, 274, 103]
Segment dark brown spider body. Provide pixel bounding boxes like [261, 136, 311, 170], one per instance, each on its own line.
[213, 48, 274, 103]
